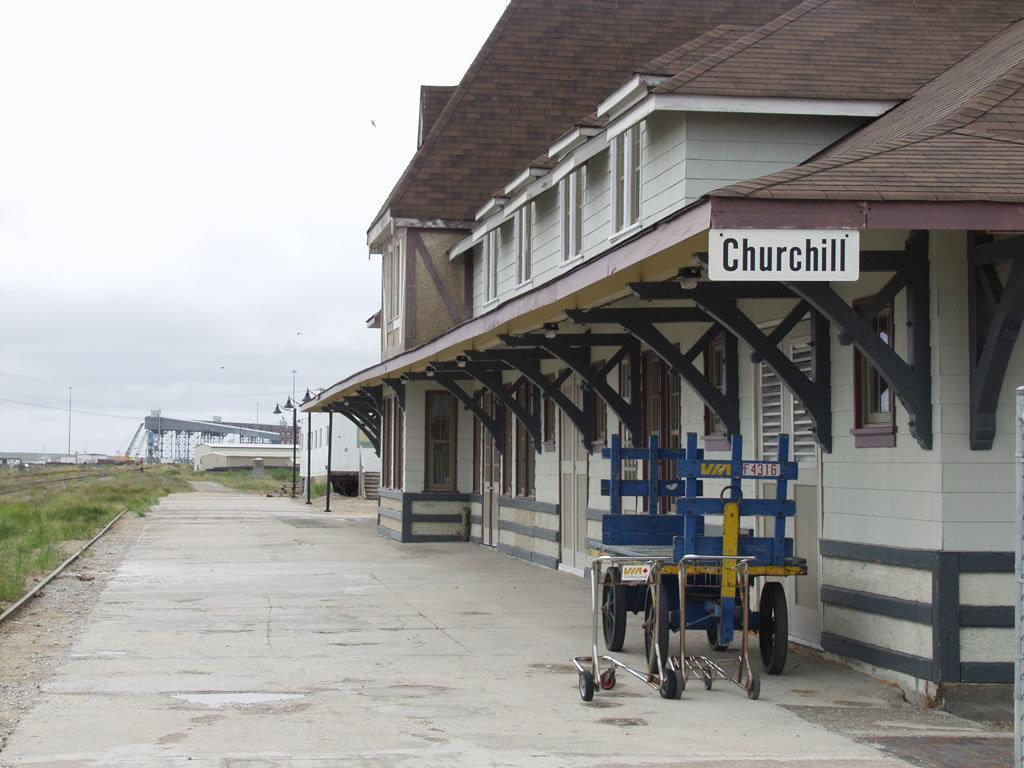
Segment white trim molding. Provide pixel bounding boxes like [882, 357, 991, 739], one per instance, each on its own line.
[606, 93, 898, 139]
[596, 74, 667, 119]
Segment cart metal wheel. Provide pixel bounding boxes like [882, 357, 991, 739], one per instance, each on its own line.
[747, 669, 761, 700]
[758, 582, 789, 675]
[658, 669, 680, 699]
[599, 669, 616, 690]
[643, 584, 669, 672]
[671, 669, 684, 699]
[602, 569, 627, 652]
[579, 669, 595, 701]
[705, 623, 730, 652]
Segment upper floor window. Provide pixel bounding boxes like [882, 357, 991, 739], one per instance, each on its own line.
[612, 125, 641, 234]
[385, 241, 403, 325]
[515, 204, 533, 285]
[483, 229, 498, 303]
[560, 167, 586, 262]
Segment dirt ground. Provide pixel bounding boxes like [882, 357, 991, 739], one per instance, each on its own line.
[0, 512, 145, 753]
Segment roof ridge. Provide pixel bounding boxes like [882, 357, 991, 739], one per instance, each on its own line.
[652, 0, 828, 93]
[368, 1, 522, 234]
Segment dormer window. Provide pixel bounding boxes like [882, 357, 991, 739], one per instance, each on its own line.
[560, 167, 585, 262]
[611, 124, 641, 234]
[483, 229, 498, 303]
[385, 240, 403, 328]
[514, 203, 533, 285]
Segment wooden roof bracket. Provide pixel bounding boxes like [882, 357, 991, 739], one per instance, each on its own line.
[968, 233, 1024, 450]
[381, 378, 406, 411]
[786, 231, 931, 450]
[566, 307, 740, 439]
[329, 403, 381, 456]
[631, 281, 834, 453]
[429, 371, 504, 450]
[460, 365, 543, 454]
[499, 332, 644, 444]
[467, 349, 594, 449]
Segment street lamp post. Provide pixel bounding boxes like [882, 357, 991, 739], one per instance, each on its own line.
[302, 389, 313, 505]
[274, 399, 298, 498]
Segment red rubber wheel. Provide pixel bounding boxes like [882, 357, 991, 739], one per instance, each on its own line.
[599, 669, 616, 690]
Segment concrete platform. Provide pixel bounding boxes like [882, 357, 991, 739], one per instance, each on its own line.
[0, 490, 1007, 767]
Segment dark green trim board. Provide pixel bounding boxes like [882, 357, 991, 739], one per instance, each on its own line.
[497, 518, 559, 542]
[469, 513, 482, 526]
[960, 605, 1014, 628]
[820, 586, 931, 624]
[961, 662, 1013, 684]
[498, 496, 559, 516]
[586, 508, 607, 522]
[497, 541, 559, 570]
[932, 553, 960, 683]
[819, 539, 1013, 685]
[820, 539, 938, 570]
[821, 633, 933, 680]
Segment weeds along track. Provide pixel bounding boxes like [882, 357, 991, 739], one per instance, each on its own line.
[0, 467, 137, 496]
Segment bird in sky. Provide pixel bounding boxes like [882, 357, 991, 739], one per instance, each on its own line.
[370, 120, 376, 128]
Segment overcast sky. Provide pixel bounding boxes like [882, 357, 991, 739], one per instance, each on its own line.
[0, 0, 507, 454]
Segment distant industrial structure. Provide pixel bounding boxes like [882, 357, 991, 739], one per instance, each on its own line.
[124, 412, 297, 464]
[192, 443, 296, 472]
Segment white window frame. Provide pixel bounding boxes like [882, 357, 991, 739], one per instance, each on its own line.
[514, 203, 533, 286]
[483, 229, 498, 303]
[560, 166, 586, 262]
[385, 240, 403, 329]
[610, 124, 641, 236]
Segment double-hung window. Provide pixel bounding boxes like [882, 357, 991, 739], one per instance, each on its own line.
[425, 392, 456, 491]
[611, 125, 642, 234]
[560, 167, 585, 262]
[385, 241, 403, 326]
[483, 229, 498, 303]
[514, 204, 533, 285]
[853, 301, 896, 447]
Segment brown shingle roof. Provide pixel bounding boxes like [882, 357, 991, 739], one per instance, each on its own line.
[712, 19, 1024, 202]
[372, 0, 800, 230]
[418, 86, 457, 149]
[654, 0, 1023, 101]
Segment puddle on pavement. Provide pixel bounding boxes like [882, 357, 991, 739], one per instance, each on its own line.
[529, 662, 576, 674]
[596, 717, 647, 728]
[171, 691, 306, 708]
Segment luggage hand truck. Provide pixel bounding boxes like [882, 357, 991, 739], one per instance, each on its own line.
[573, 555, 685, 701]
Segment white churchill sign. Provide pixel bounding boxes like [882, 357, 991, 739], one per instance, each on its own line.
[708, 228, 859, 281]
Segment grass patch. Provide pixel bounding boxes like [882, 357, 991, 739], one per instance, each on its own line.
[196, 467, 294, 495]
[0, 465, 189, 605]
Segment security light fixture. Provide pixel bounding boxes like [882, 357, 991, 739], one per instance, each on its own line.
[425, 365, 436, 378]
[302, 388, 313, 404]
[676, 266, 704, 290]
[543, 322, 559, 339]
[398, 374, 410, 384]
[456, 355, 468, 368]
[273, 404, 282, 415]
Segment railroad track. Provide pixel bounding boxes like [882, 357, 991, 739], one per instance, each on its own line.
[0, 467, 138, 496]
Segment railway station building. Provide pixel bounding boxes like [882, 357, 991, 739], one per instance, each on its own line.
[304, 0, 1024, 708]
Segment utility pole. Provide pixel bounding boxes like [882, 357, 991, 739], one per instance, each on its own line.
[67, 386, 72, 455]
[256, 402, 260, 426]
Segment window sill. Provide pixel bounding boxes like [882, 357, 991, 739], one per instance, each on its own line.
[608, 221, 643, 245]
[480, 297, 499, 310]
[703, 434, 730, 452]
[513, 279, 534, 293]
[559, 254, 584, 270]
[850, 425, 897, 448]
